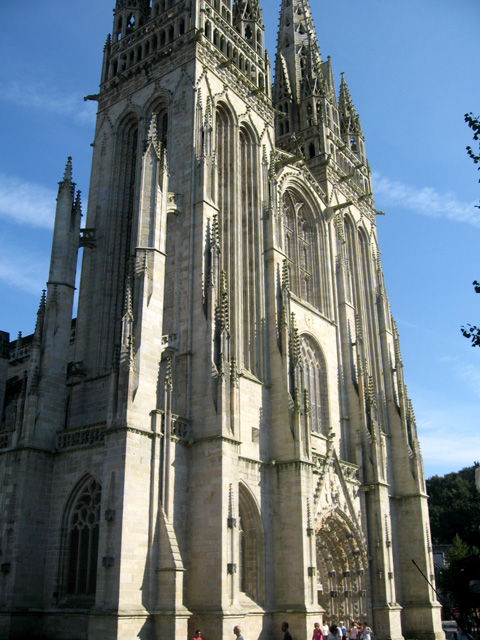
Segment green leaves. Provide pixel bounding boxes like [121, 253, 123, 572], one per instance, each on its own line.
[437, 534, 480, 611]
[465, 112, 480, 208]
[461, 281, 480, 347]
[427, 464, 480, 548]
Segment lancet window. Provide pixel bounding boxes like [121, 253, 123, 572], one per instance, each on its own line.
[214, 105, 264, 378]
[102, 116, 139, 371]
[61, 476, 101, 602]
[215, 103, 236, 334]
[345, 220, 384, 426]
[299, 335, 329, 434]
[239, 125, 262, 378]
[344, 216, 356, 305]
[358, 229, 384, 424]
[152, 104, 168, 148]
[283, 189, 328, 313]
[238, 483, 264, 605]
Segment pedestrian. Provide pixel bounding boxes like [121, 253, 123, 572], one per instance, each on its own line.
[453, 618, 474, 640]
[313, 622, 323, 640]
[282, 621, 293, 640]
[340, 622, 347, 638]
[348, 621, 358, 640]
[192, 631, 202, 640]
[233, 625, 244, 640]
[329, 623, 342, 640]
[362, 622, 372, 640]
[323, 622, 330, 638]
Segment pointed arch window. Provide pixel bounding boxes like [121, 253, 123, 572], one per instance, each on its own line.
[344, 216, 356, 305]
[103, 116, 139, 371]
[283, 189, 331, 317]
[60, 476, 101, 605]
[215, 103, 235, 272]
[299, 335, 329, 434]
[155, 107, 168, 149]
[214, 103, 236, 349]
[240, 125, 262, 378]
[238, 483, 264, 605]
[283, 190, 318, 308]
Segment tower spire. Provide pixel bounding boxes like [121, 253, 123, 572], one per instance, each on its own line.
[273, 0, 337, 158]
[233, 0, 265, 54]
[112, 0, 150, 42]
[339, 72, 366, 161]
[273, 0, 323, 106]
[339, 73, 362, 135]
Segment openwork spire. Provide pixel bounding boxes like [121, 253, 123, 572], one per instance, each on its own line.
[113, 0, 150, 41]
[339, 73, 362, 137]
[273, 0, 323, 105]
[232, 0, 265, 56]
[114, 0, 150, 15]
[233, 0, 263, 25]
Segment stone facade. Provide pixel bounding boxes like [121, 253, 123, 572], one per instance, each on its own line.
[0, 1, 443, 639]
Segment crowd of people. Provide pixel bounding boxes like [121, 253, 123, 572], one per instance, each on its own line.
[312, 620, 373, 640]
[189, 615, 480, 640]
[190, 618, 373, 640]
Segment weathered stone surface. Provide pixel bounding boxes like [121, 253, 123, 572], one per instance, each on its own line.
[0, 1, 443, 639]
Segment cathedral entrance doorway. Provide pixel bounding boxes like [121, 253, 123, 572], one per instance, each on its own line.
[315, 509, 369, 623]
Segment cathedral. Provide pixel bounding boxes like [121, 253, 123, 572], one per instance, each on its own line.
[0, 1, 443, 639]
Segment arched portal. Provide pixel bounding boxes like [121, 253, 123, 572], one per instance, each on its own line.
[315, 509, 368, 622]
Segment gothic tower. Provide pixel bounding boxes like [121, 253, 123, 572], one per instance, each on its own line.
[0, 1, 443, 639]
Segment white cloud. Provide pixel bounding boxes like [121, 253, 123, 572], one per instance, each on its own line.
[451, 362, 480, 401]
[0, 174, 56, 228]
[0, 247, 48, 296]
[434, 356, 480, 401]
[416, 404, 480, 477]
[372, 172, 480, 227]
[419, 428, 480, 477]
[0, 79, 96, 125]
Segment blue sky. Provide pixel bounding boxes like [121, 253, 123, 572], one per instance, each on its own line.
[0, 0, 479, 478]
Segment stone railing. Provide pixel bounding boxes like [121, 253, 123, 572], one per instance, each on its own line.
[171, 414, 190, 441]
[57, 423, 106, 450]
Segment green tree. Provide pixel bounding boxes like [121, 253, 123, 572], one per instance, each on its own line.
[427, 464, 480, 548]
[461, 280, 480, 347]
[437, 534, 480, 612]
[461, 114, 480, 346]
[465, 112, 480, 196]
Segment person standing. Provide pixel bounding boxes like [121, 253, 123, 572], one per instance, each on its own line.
[192, 631, 202, 640]
[454, 618, 473, 640]
[323, 622, 330, 638]
[340, 622, 347, 638]
[233, 625, 244, 640]
[348, 621, 358, 640]
[361, 622, 372, 640]
[313, 622, 324, 640]
[329, 623, 342, 640]
[282, 621, 293, 640]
